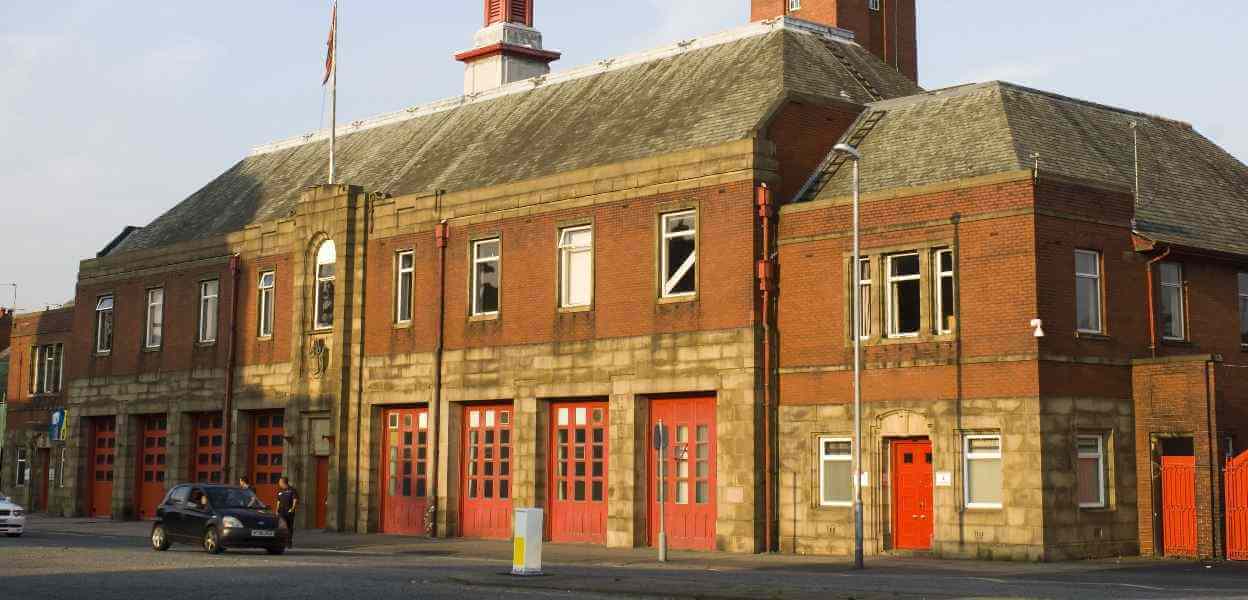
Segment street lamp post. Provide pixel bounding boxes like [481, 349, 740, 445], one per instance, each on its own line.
[833, 143, 864, 570]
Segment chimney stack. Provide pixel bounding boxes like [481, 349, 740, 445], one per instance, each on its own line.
[455, 0, 561, 95]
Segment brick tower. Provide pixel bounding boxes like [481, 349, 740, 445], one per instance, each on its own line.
[751, 0, 917, 81]
[455, 0, 561, 94]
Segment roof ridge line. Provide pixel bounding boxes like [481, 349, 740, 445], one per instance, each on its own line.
[249, 17, 857, 158]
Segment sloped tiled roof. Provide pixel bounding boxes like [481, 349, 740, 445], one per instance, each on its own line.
[805, 81, 1248, 257]
[112, 20, 920, 254]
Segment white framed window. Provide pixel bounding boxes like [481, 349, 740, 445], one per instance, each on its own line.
[1075, 250, 1103, 334]
[15, 448, 28, 486]
[472, 238, 501, 316]
[29, 345, 39, 394]
[1159, 262, 1185, 340]
[94, 295, 114, 354]
[258, 271, 275, 338]
[886, 253, 921, 337]
[1077, 434, 1107, 508]
[1238, 273, 1248, 347]
[855, 258, 872, 339]
[788, 0, 801, 10]
[198, 280, 219, 343]
[35, 343, 64, 395]
[818, 437, 853, 506]
[934, 249, 955, 334]
[57, 447, 67, 488]
[314, 240, 336, 330]
[868, 0, 881, 11]
[964, 434, 1003, 509]
[661, 210, 697, 298]
[145, 288, 164, 349]
[396, 251, 414, 323]
[559, 226, 593, 308]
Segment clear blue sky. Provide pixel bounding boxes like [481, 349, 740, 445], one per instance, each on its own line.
[1, 1, 1244, 311]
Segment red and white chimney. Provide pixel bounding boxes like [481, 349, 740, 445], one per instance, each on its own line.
[454, 0, 561, 95]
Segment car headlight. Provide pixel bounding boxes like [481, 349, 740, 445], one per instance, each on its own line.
[222, 516, 244, 529]
[12, 510, 23, 517]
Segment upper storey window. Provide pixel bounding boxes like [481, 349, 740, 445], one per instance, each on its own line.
[1075, 250, 1103, 334]
[396, 251, 415, 324]
[1159, 262, 1185, 341]
[472, 239, 501, 316]
[258, 271, 276, 338]
[145, 288, 164, 349]
[886, 253, 921, 337]
[199, 280, 219, 343]
[315, 240, 336, 330]
[559, 226, 593, 309]
[661, 211, 697, 298]
[788, 0, 801, 10]
[95, 295, 114, 354]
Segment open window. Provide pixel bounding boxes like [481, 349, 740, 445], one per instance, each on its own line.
[95, 295, 114, 354]
[661, 211, 696, 298]
[472, 239, 500, 316]
[886, 253, 921, 337]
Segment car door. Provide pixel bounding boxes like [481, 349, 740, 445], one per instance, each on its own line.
[181, 487, 212, 538]
[162, 485, 190, 539]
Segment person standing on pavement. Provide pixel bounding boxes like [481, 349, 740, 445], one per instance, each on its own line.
[276, 477, 300, 548]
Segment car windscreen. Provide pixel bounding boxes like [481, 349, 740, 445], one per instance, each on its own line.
[206, 488, 263, 509]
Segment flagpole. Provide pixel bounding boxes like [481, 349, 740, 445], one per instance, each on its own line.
[329, 0, 338, 185]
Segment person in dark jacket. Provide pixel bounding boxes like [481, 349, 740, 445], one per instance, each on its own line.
[276, 477, 300, 548]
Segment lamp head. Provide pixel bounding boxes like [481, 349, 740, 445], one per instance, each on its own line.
[833, 143, 861, 160]
[1030, 319, 1045, 338]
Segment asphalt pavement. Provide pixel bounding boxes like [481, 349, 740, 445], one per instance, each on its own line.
[2, 517, 1247, 599]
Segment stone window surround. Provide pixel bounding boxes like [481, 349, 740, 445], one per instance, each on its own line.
[844, 239, 956, 347]
[815, 434, 853, 508]
[963, 432, 1003, 511]
[1076, 431, 1112, 510]
[556, 222, 594, 312]
[94, 293, 114, 355]
[1074, 249, 1105, 336]
[395, 249, 415, 326]
[468, 233, 502, 321]
[313, 239, 337, 331]
[29, 342, 65, 396]
[197, 278, 220, 345]
[258, 269, 276, 339]
[659, 208, 698, 302]
[144, 286, 165, 351]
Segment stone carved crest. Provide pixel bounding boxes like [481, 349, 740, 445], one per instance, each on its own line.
[309, 338, 329, 378]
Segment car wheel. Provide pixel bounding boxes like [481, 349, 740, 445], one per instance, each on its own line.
[5, 533, 20, 538]
[203, 528, 224, 554]
[151, 524, 171, 551]
[265, 546, 286, 555]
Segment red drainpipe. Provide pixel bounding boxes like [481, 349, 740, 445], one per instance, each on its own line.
[1145, 246, 1171, 358]
[222, 254, 241, 479]
[756, 183, 777, 552]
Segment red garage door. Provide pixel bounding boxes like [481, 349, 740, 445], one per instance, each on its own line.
[192, 413, 225, 483]
[461, 404, 512, 539]
[250, 411, 285, 508]
[549, 402, 608, 544]
[135, 415, 169, 520]
[89, 416, 116, 518]
[1161, 455, 1197, 557]
[1228, 450, 1248, 561]
[649, 396, 716, 551]
[381, 407, 431, 535]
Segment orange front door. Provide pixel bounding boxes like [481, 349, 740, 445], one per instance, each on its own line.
[250, 411, 285, 508]
[136, 415, 169, 519]
[892, 439, 934, 551]
[460, 404, 512, 539]
[648, 396, 716, 551]
[381, 407, 430, 535]
[1161, 455, 1197, 557]
[191, 413, 225, 483]
[315, 456, 329, 530]
[89, 416, 116, 518]
[549, 402, 609, 544]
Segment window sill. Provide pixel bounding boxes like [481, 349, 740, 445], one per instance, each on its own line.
[964, 504, 1003, 511]
[257, 335, 274, 342]
[1161, 338, 1193, 348]
[469, 313, 499, 323]
[195, 341, 218, 348]
[393, 321, 413, 330]
[558, 305, 593, 314]
[817, 502, 853, 510]
[94, 351, 112, 358]
[1075, 331, 1111, 341]
[142, 346, 162, 353]
[658, 294, 697, 305]
[1079, 505, 1112, 512]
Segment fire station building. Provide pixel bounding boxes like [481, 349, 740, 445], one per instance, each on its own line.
[5, 0, 1247, 561]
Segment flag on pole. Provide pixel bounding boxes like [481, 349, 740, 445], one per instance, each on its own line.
[323, 1, 337, 85]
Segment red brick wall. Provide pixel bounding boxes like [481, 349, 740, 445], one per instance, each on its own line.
[0, 308, 12, 353]
[749, 0, 918, 81]
[236, 254, 294, 366]
[764, 101, 863, 204]
[364, 181, 759, 356]
[5, 308, 74, 430]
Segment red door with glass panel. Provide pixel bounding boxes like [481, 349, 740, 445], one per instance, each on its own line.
[549, 402, 609, 544]
[382, 407, 431, 535]
[192, 413, 225, 484]
[892, 439, 934, 550]
[250, 411, 285, 508]
[648, 396, 716, 551]
[136, 415, 169, 519]
[89, 416, 116, 518]
[460, 404, 512, 539]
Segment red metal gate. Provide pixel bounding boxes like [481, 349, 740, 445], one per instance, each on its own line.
[1227, 451, 1248, 561]
[1161, 455, 1197, 557]
[892, 438, 934, 550]
[648, 396, 716, 551]
[548, 402, 609, 544]
[192, 413, 225, 483]
[89, 416, 116, 518]
[250, 411, 285, 508]
[460, 404, 512, 539]
[136, 415, 168, 519]
[315, 456, 329, 530]
[381, 407, 430, 535]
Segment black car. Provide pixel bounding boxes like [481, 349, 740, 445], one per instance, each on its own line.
[151, 484, 289, 555]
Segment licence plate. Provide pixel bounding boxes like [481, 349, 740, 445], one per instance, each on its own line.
[252, 529, 275, 538]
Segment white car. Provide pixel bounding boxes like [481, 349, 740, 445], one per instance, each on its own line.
[0, 495, 26, 537]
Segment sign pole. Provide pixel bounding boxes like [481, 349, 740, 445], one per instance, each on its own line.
[655, 419, 668, 563]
